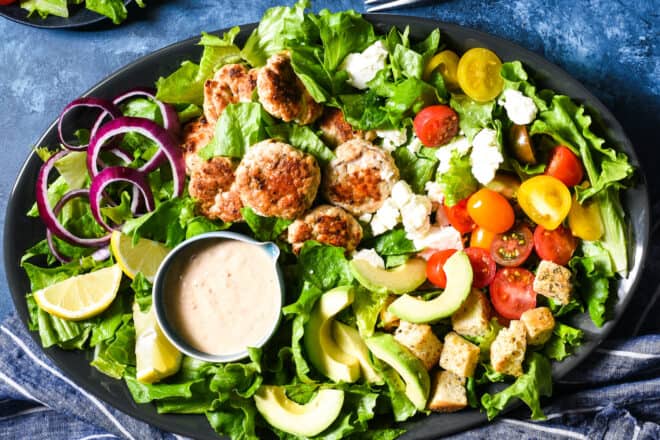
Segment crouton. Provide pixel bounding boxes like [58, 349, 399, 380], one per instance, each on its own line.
[533, 260, 573, 305]
[394, 321, 443, 371]
[520, 307, 555, 345]
[451, 288, 491, 338]
[490, 320, 527, 377]
[379, 295, 400, 330]
[439, 332, 480, 378]
[427, 370, 467, 412]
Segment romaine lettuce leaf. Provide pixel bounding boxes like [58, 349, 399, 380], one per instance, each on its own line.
[353, 286, 389, 337]
[543, 322, 583, 361]
[200, 102, 269, 159]
[156, 61, 204, 105]
[85, 0, 128, 25]
[435, 149, 478, 206]
[91, 318, 135, 378]
[391, 146, 438, 194]
[267, 123, 334, 165]
[21, 0, 68, 18]
[597, 187, 629, 274]
[368, 228, 417, 256]
[122, 197, 196, 248]
[450, 94, 494, 141]
[240, 207, 292, 243]
[196, 28, 242, 83]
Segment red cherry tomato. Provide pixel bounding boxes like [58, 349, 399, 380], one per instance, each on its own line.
[464, 247, 496, 288]
[533, 224, 578, 266]
[413, 105, 460, 147]
[489, 267, 537, 320]
[426, 249, 457, 289]
[490, 224, 534, 267]
[0, 0, 17, 4]
[467, 188, 515, 233]
[545, 145, 584, 187]
[443, 199, 475, 234]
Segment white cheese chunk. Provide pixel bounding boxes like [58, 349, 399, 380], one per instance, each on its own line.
[341, 40, 389, 90]
[401, 195, 432, 238]
[352, 248, 385, 269]
[499, 89, 538, 125]
[391, 180, 414, 209]
[425, 181, 444, 204]
[376, 128, 408, 152]
[370, 198, 401, 236]
[413, 226, 464, 259]
[407, 136, 423, 154]
[436, 136, 471, 174]
[470, 128, 503, 185]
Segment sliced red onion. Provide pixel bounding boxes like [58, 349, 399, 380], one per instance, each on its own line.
[87, 117, 185, 197]
[46, 230, 71, 264]
[89, 166, 155, 232]
[91, 247, 111, 262]
[58, 97, 122, 151]
[37, 155, 110, 248]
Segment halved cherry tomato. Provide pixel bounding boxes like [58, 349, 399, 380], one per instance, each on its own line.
[470, 226, 496, 250]
[423, 50, 460, 90]
[490, 224, 534, 267]
[517, 175, 572, 230]
[466, 188, 515, 233]
[508, 124, 537, 164]
[0, 0, 17, 4]
[413, 105, 460, 147]
[464, 247, 496, 288]
[443, 198, 475, 234]
[456, 48, 504, 102]
[426, 249, 457, 289]
[545, 145, 584, 187]
[533, 225, 577, 266]
[568, 193, 604, 241]
[489, 267, 537, 320]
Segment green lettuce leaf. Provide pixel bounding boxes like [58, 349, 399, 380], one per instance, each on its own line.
[91, 318, 136, 379]
[21, 0, 68, 18]
[481, 352, 552, 420]
[391, 146, 438, 194]
[240, 207, 292, 243]
[543, 323, 583, 361]
[130, 273, 153, 311]
[267, 123, 334, 165]
[122, 198, 196, 248]
[85, 0, 128, 24]
[196, 28, 242, 83]
[156, 61, 204, 105]
[368, 228, 417, 256]
[436, 149, 479, 206]
[597, 187, 629, 275]
[200, 102, 269, 159]
[450, 94, 495, 141]
[353, 286, 389, 337]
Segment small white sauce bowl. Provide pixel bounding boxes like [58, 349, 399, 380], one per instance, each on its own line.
[152, 231, 284, 363]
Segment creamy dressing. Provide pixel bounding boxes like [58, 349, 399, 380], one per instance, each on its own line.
[164, 239, 280, 356]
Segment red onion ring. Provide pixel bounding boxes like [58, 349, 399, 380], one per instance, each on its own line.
[89, 166, 155, 232]
[87, 117, 185, 197]
[58, 98, 122, 151]
[37, 153, 110, 248]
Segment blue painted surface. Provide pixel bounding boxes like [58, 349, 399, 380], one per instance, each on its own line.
[0, 0, 658, 325]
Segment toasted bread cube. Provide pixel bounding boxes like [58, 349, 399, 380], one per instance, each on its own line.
[394, 321, 443, 371]
[439, 332, 480, 378]
[520, 307, 555, 345]
[452, 288, 491, 338]
[490, 320, 527, 377]
[380, 295, 400, 330]
[427, 370, 467, 412]
[533, 260, 573, 305]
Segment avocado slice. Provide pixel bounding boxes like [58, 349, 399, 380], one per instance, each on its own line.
[389, 251, 473, 323]
[303, 286, 361, 383]
[332, 321, 383, 384]
[364, 333, 430, 411]
[350, 257, 427, 294]
[254, 385, 344, 437]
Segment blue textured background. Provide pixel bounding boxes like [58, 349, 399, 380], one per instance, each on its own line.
[1, 0, 658, 332]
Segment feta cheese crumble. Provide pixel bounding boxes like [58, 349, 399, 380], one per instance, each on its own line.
[499, 89, 537, 125]
[401, 195, 432, 238]
[424, 181, 444, 204]
[470, 128, 504, 185]
[413, 225, 464, 259]
[406, 136, 423, 154]
[376, 128, 407, 152]
[352, 248, 385, 269]
[436, 136, 471, 174]
[391, 180, 414, 209]
[341, 40, 389, 90]
[370, 198, 400, 236]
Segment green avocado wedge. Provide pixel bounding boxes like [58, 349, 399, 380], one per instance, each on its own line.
[303, 286, 361, 383]
[254, 385, 344, 437]
[350, 257, 427, 294]
[389, 251, 473, 323]
[365, 333, 430, 411]
[332, 321, 383, 384]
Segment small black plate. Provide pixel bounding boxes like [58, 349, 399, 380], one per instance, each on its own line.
[3, 15, 650, 440]
[0, 0, 132, 29]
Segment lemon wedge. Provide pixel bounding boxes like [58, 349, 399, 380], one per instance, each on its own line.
[110, 231, 170, 282]
[133, 302, 182, 383]
[34, 265, 123, 320]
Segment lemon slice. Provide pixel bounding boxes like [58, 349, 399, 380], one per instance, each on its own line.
[110, 231, 170, 282]
[133, 302, 182, 383]
[34, 265, 123, 320]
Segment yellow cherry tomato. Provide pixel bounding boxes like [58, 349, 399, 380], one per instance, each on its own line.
[517, 176, 572, 230]
[423, 50, 460, 90]
[470, 226, 497, 250]
[456, 48, 504, 102]
[568, 194, 604, 241]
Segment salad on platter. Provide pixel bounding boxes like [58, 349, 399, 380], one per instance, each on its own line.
[1, 0, 140, 25]
[20, 1, 635, 438]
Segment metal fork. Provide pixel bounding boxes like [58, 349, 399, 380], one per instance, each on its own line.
[365, 0, 432, 13]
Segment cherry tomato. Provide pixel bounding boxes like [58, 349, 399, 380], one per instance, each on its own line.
[426, 249, 457, 289]
[533, 225, 577, 266]
[490, 224, 534, 267]
[466, 188, 515, 233]
[508, 124, 537, 164]
[423, 50, 460, 90]
[464, 247, 496, 288]
[517, 175, 572, 230]
[568, 193, 604, 241]
[489, 267, 537, 320]
[470, 226, 497, 250]
[413, 105, 460, 147]
[545, 146, 584, 187]
[443, 198, 476, 234]
[0, 0, 16, 4]
[456, 48, 504, 102]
